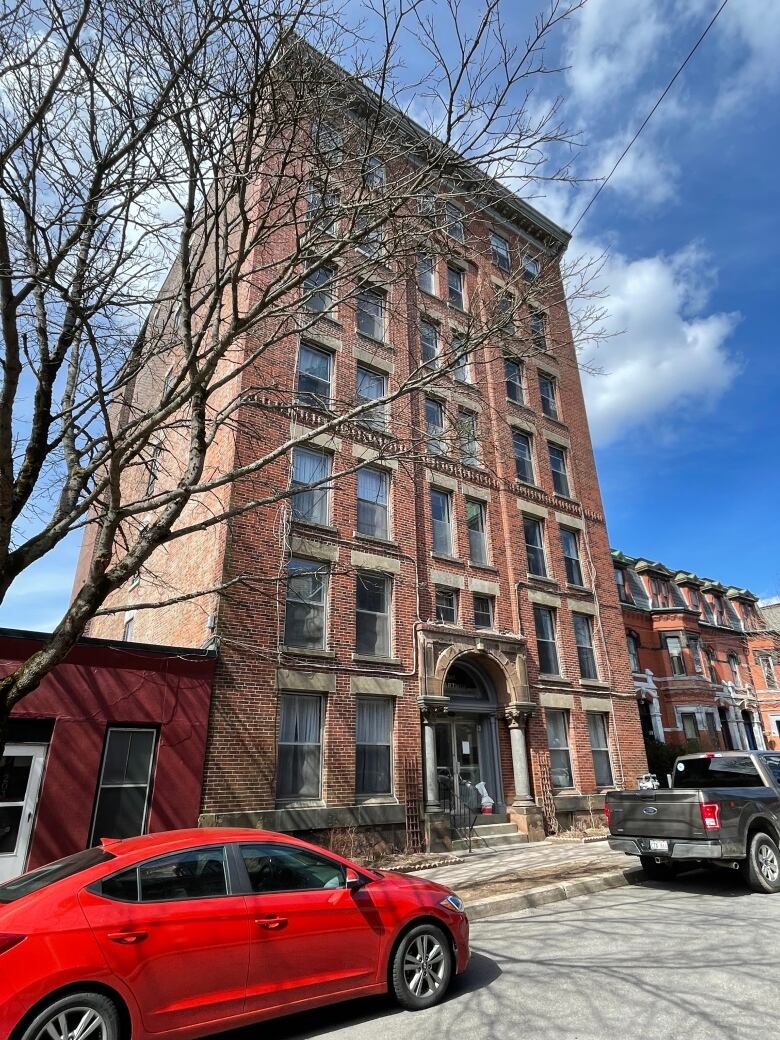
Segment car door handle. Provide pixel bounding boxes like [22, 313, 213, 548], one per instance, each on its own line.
[255, 916, 288, 931]
[107, 930, 148, 944]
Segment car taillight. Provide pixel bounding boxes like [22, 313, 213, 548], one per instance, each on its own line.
[0, 934, 24, 955]
[700, 803, 720, 830]
[604, 803, 612, 827]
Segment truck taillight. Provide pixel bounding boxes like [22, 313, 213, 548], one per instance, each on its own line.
[604, 802, 612, 827]
[700, 802, 720, 830]
[0, 933, 24, 955]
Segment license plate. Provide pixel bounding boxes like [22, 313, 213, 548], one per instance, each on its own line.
[649, 839, 668, 852]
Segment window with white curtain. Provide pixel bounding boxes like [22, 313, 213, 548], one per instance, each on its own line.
[430, 488, 453, 555]
[587, 712, 613, 787]
[355, 698, 393, 796]
[546, 709, 573, 789]
[291, 447, 331, 525]
[284, 558, 327, 649]
[277, 694, 322, 801]
[357, 467, 389, 539]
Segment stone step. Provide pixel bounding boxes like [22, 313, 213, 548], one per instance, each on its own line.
[463, 822, 518, 838]
[451, 831, 528, 852]
[473, 813, 510, 826]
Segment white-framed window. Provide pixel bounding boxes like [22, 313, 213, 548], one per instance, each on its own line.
[278, 694, 323, 801]
[546, 709, 572, 788]
[473, 595, 494, 630]
[447, 265, 465, 310]
[122, 613, 135, 642]
[89, 728, 157, 845]
[306, 182, 339, 236]
[452, 333, 470, 382]
[418, 191, 437, 221]
[761, 655, 778, 690]
[296, 342, 332, 408]
[689, 636, 703, 673]
[573, 613, 598, 680]
[681, 712, 699, 745]
[457, 409, 479, 466]
[534, 605, 559, 676]
[291, 446, 331, 525]
[418, 253, 436, 294]
[356, 573, 391, 657]
[425, 397, 446, 455]
[356, 285, 385, 341]
[538, 372, 558, 419]
[363, 155, 385, 188]
[444, 202, 465, 242]
[728, 653, 742, 687]
[312, 120, 342, 163]
[614, 566, 633, 604]
[430, 487, 453, 556]
[505, 357, 524, 403]
[523, 515, 547, 577]
[548, 443, 570, 497]
[302, 261, 334, 314]
[357, 466, 389, 540]
[145, 441, 163, 497]
[587, 713, 613, 787]
[626, 632, 641, 673]
[560, 528, 584, 586]
[496, 289, 515, 335]
[420, 320, 439, 367]
[522, 254, 540, 282]
[466, 499, 488, 566]
[530, 308, 547, 350]
[356, 218, 384, 261]
[665, 635, 686, 676]
[435, 587, 458, 624]
[512, 430, 534, 483]
[490, 231, 511, 271]
[355, 364, 386, 429]
[284, 558, 328, 649]
[355, 697, 393, 796]
[650, 577, 672, 608]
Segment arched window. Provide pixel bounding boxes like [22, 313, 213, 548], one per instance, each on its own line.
[704, 647, 718, 683]
[626, 632, 641, 673]
[728, 653, 741, 688]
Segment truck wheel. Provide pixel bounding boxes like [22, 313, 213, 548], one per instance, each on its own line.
[640, 856, 677, 882]
[742, 832, 780, 893]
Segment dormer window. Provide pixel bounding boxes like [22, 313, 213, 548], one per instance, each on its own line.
[688, 587, 700, 611]
[650, 577, 672, 608]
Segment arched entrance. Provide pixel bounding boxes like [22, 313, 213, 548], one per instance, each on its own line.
[433, 660, 504, 812]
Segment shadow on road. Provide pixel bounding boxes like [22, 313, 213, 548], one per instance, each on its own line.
[212, 951, 501, 1040]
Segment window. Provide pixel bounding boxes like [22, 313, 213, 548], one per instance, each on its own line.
[689, 636, 703, 673]
[665, 635, 686, 676]
[356, 573, 391, 657]
[728, 653, 742, 687]
[452, 334, 470, 382]
[357, 467, 389, 540]
[447, 265, 464, 309]
[548, 443, 570, 497]
[546, 709, 572, 789]
[688, 587, 700, 611]
[534, 605, 559, 675]
[496, 290, 515, 335]
[522, 255, 540, 282]
[364, 155, 385, 187]
[89, 728, 156, 846]
[291, 446, 330, 524]
[425, 397, 446, 455]
[356, 285, 384, 341]
[490, 232, 511, 271]
[122, 615, 135, 642]
[420, 320, 439, 367]
[530, 308, 547, 351]
[240, 843, 344, 893]
[505, 357, 524, 403]
[512, 430, 534, 483]
[418, 253, 435, 294]
[312, 120, 342, 163]
[435, 588, 458, 624]
[705, 713, 720, 750]
[145, 442, 162, 496]
[538, 373, 558, 419]
[614, 567, 633, 604]
[457, 409, 479, 466]
[650, 578, 672, 608]
[761, 656, 778, 690]
[587, 713, 613, 787]
[284, 558, 327, 649]
[573, 613, 598, 680]
[627, 633, 641, 672]
[296, 343, 332, 408]
[418, 191, 437, 221]
[430, 487, 453, 555]
[355, 364, 386, 429]
[302, 262, 333, 313]
[680, 712, 699, 746]
[306, 182, 339, 236]
[466, 499, 488, 565]
[560, 528, 584, 586]
[355, 698, 393, 796]
[278, 694, 323, 800]
[523, 516, 547, 577]
[0, 849, 114, 905]
[356, 218, 384, 261]
[473, 595, 494, 630]
[706, 647, 718, 683]
[444, 202, 464, 242]
[133, 847, 228, 902]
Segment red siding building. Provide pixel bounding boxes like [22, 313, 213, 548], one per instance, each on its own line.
[1, 630, 215, 880]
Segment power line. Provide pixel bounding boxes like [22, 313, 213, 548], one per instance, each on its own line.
[571, 0, 731, 233]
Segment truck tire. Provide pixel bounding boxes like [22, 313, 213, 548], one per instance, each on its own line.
[640, 856, 677, 882]
[742, 832, 780, 894]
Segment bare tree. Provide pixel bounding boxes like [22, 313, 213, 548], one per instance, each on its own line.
[0, 0, 602, 753]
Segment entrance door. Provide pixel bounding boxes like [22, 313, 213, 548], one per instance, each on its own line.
[742, 710, 758, 750]
[0, 744, 47, 882]
[435, 717, 483, 789]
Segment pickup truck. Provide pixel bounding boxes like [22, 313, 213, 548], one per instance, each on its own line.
[606, 751, 780, 893]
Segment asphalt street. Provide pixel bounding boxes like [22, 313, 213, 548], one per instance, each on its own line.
[219, 870, 778, 1040]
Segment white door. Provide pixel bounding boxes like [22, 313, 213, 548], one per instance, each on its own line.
[0, 744, 47, 882]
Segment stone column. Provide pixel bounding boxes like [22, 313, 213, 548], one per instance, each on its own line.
[506, 703, 535, 806]
[418, 699, 448, 812]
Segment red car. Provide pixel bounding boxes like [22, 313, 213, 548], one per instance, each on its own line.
[0, 828, 469, 1040]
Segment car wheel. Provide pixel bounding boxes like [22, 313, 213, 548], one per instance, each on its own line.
[391, 923, 453, 1011]
[742, 832, 780, 894]
[639, 856, 678, 882]
[19, 992, 121, 1040]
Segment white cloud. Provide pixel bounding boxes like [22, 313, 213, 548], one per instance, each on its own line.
[580, 242, 741, 446]
[589, 133, 679, 209]
[712, 0, 780, 114]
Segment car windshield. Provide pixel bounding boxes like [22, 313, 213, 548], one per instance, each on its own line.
[0, 848, 114, 903]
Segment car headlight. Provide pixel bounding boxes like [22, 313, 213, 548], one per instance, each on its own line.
[440, 893, 465, 913]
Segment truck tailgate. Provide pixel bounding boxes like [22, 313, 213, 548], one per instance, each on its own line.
[608, 790, 706, 840]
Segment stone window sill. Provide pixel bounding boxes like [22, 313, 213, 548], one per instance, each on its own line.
[282, 647, 337, 659]
[353, 532, 399, 549]
[580, 679, 611, 690]
[352, 654, 404, 667]
[291, 520, 339, 536]
[431, 553, 462, 565]
[538, 674, 571, 684]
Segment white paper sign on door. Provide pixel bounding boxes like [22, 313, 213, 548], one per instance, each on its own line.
[461, 741, 470, 755]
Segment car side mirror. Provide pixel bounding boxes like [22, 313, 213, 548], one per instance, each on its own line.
[345, 868, 366, 891]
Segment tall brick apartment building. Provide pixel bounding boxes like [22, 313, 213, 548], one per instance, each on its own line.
[76, 68, 647, 848]
[612, 551, 780, 774]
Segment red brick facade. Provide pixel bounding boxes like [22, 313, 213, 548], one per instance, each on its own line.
[612, 552, 780, 780]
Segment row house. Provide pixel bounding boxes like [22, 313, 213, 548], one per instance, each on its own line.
[76, 59, 647, 850]
[612, 552, 780, 776]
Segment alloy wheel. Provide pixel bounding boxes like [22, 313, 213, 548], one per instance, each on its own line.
[758, 843, 779, 884]
[403, 932, 446, 999]
[34, 1007, 108, 1040]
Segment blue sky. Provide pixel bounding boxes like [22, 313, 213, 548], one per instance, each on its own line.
[1, 0, 778, 633]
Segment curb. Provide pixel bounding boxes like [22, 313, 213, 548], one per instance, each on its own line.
[464, 866, 645, 921]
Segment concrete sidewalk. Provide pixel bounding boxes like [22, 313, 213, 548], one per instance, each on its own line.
[410, 838, 643, 920]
